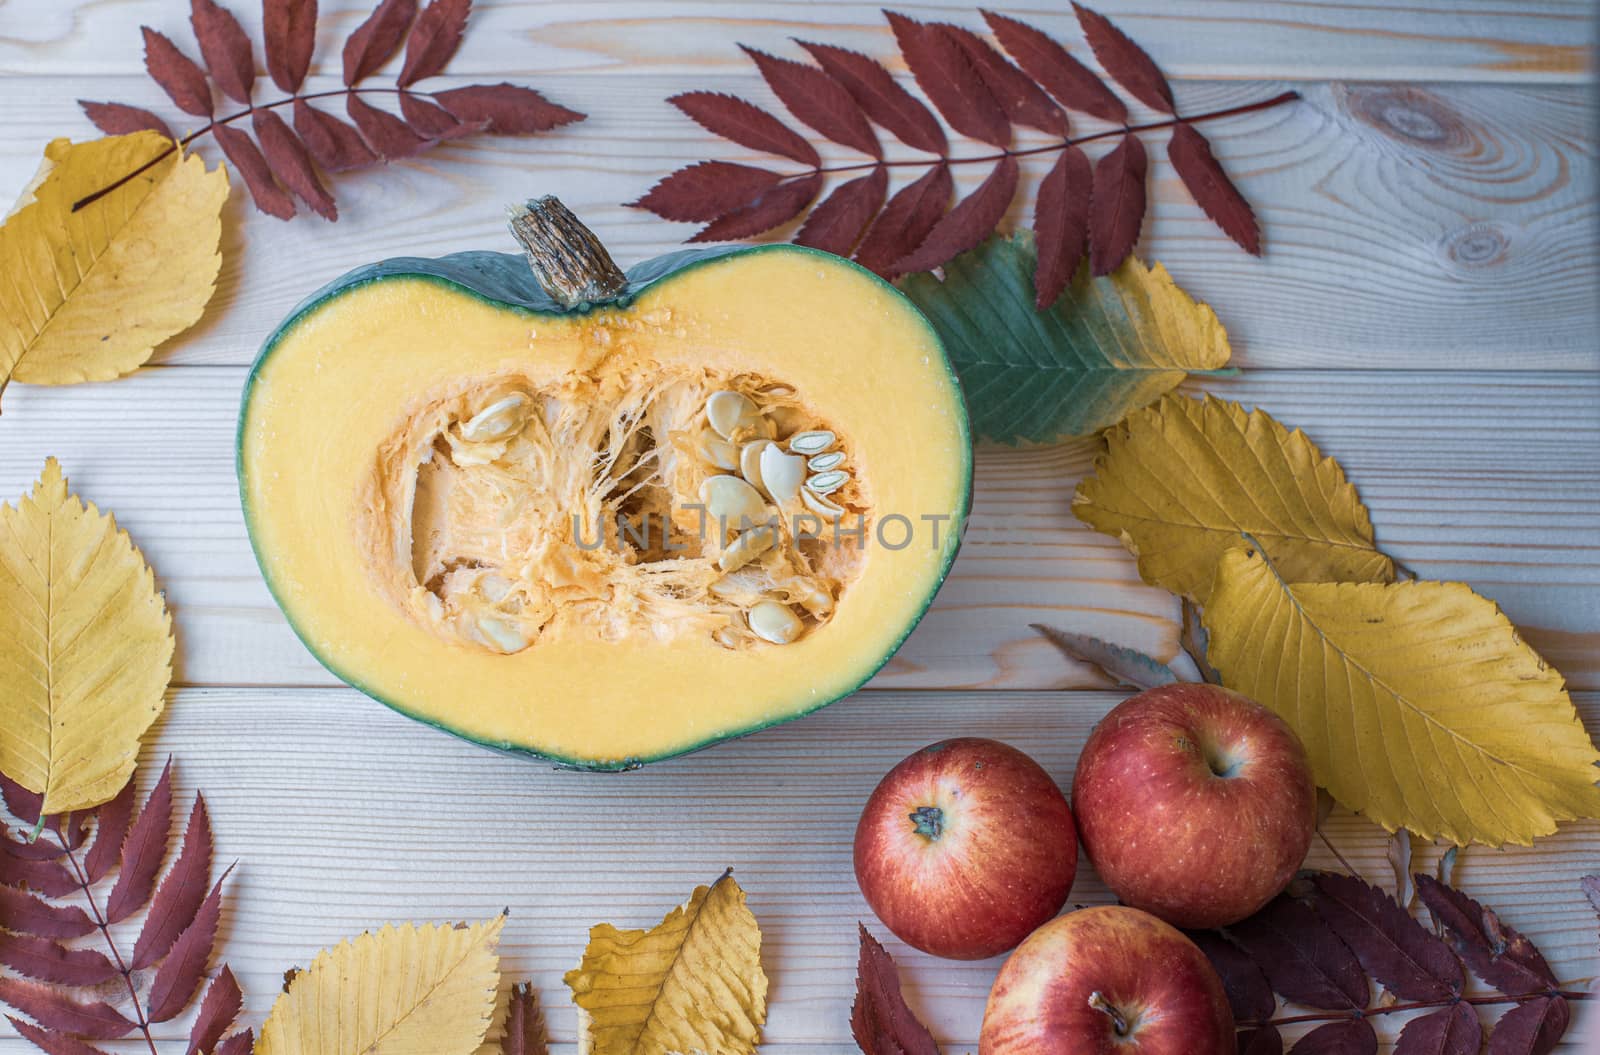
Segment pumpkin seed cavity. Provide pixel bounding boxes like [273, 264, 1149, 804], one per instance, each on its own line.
[367, 374, 865, 656]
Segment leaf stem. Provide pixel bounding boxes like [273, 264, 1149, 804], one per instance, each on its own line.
[1243, 988, 1593, 1029]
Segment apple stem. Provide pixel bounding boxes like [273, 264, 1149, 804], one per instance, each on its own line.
[908, 806, 944, 840]
[1088, 991, 1131, 1036]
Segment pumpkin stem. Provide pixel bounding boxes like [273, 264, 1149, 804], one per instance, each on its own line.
[507, 196, 629, 309]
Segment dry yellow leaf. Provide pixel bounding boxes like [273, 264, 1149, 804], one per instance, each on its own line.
[256, 917, 506, 1055]
[1073, 394, 1393, 603]
[1205, 546, 1600, 847]
[566, 871, 767, 1055]
[0, 131, 228, 408]
[0, 458, 173, 814]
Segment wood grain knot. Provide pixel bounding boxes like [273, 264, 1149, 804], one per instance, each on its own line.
[1441, 222, 1511, 269]
[1342, 86, 1471, 154]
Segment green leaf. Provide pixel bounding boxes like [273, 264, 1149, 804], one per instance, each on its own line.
[900, 234, 1234, 444]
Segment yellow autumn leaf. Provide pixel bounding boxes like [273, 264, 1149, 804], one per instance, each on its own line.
[1073, 394, 1394, 603]
[0, 131, 228, 407]
[0, 458, 173, 814]
[566, 871, 767, 1055]
[1205, 546, 1600, 847]
[256, 917, 506, 1055]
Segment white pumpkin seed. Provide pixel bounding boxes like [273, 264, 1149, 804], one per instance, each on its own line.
[785, 578, 834, 618]
[718, 526, 777, 573]
[706, 391, 761, 440]
[806, 469, 849, 495]
[789, 430, 836, 455]
[739, 440, 773, 492]
[698, 475, 767, 523]
[747, 601, 803, 645]
[759, 445, 806, 505]
[476, 616, 527, 653]
[460, 393, 529, 442]
[696, 430, 739, 471]
[807, 451, 845, 472]
[801, 487, 844, 519]
[712, 625, 743, 649]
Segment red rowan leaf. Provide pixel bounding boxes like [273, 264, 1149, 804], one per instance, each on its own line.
[1168, 123, 1259, 255]
[503, 982, 548, 1055]
[690, 173, 821, 243]
[852, 925, 938, 1055]
[214, 125, 297, 219]
[78, 102, 174, 139]
[131, 796, 213, 970]
[1, 829, 67, 862]
[1487, 996, 1569, 1055]
[669, 92, 818, 166]
[347, 94, 429, 158]
[1394, 1003, 1480, 1055]
[293, 100, 378, 171]
[1226, 895, 1369, 1011]
[0, 832, 76, 897]
[1239, 1026, 1283, 1055]
[398, 0, 470, 87]
[741, 46, 879, 158]
[1309, 872, 1461, 1002]
[631, 162, 784, 222]
[190, 0, 255, 104]
[104, 763, 174, 925]
[83, 780, 136, 886]
[0, 980, 136, 1040]
[263, 0, 317, 92]
[1032, 144, 1091, 308]
[1088, 131, 1147, 275]
[885, 12, 1008, 148]
[1415, 875, 1557, 997]
[940, 24, 1067, 136]
[0, 932, 117, 987]
[399, 91, 475, 138]
[186, 966, 243, 1055]
[253, 110, 337, 220]
[0, 886, 95, 940]
[1073, 3, 1174, 114]
[56, 813, 88, 853]
[891, 154, 1017, 276]
[141, 28, 213, 117]
[1186, 930, 1275, 1022]
[432, 83, 585, 133]
[215, 1029, 254, 1055]
[1288, 1019, 1376, 1055]
[4, 1017, 117, 1055]
[854, 163, 952, 275]
[795, 166, 887, 257]
[795, 41, 946, 155]
[342, 0, 418, 85]
[980, 11, 1126, 123]
[1, 774, 43, 826]
[148, 876, 226, 1022]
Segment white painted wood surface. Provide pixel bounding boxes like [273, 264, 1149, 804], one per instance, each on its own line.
[0, 0, 1596, 1051]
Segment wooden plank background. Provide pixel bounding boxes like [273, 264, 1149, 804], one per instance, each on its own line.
[0, 0, 1596, 1051]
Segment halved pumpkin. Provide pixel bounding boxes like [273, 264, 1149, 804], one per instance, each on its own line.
[239, 200, 971, 769]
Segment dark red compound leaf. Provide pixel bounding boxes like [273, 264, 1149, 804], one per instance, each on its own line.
[190, 0, 255, 104]
[1225, 895, 1369, 1011]
[852, 925, 938, 1055]
[347, 94, 430, 158]
[4, 1017, 116, 1055]
[794, 41, 946, 155]
[54, 813, 89, 854]
[1309, 872, 1461, 1002]
[141, 28, 213, 118]
[214, 125, 297, 218]
[399, 91, 475, 139]
[0, 885, 95, 940]
[1415, 875, 1557, 997]
[253, 110, 338, 220]
[853, 163, 952, 275]
[1, 829, 68, 863]
[103, 762, 174, 925]
[892, 154, 1018, 276]
[83, 779, 136, 886]
[980, 10, 1126, 124]
[689, 173, 822, 243]
[0, 931, 117, 987]
[669, 91, 818, 167]
[741, 46, 880, 159]
[1088, 131, 1148, 276]
[795, 166, 887, 257]
[148, 876, 227, 1022]
[503, 982, 548, 1055]
[398, 0, 471, 87]
[214, 1028, 255, 1055]
[1239, 1026, 1283, 1055]
[1072, 2, 1174, 114]
[1394, 1002, 1481, 1055]
[0, 773, 44, 826]
[186, 966, 244, 1055]
[939, 24, 1068, 137]
[263, 0, 317, 92]
[0, 979, 136, 1040]
[1288, 1019, 1377, 1055]
[343, 0, 418, 85]
[885, 12, 1009, 149]
[131, 796, 213, 970]
[78, 101, 175, 138]
[1168, 122, 1260, 255]
[1487, 996, 1569, 1055]
[1032, 144, 1092, 308]
[0, 832, 77, 898]
[1185, 930, 1275, 1023]
[432, 83, 584, 134]
[293, 100, 379, 171]
[633, 162, 785, 223]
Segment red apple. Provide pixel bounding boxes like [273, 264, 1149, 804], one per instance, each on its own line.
[853, 737, 1078, 960]
[1071, 682, 1317, 929]
[980, 905, 1234, 1054]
